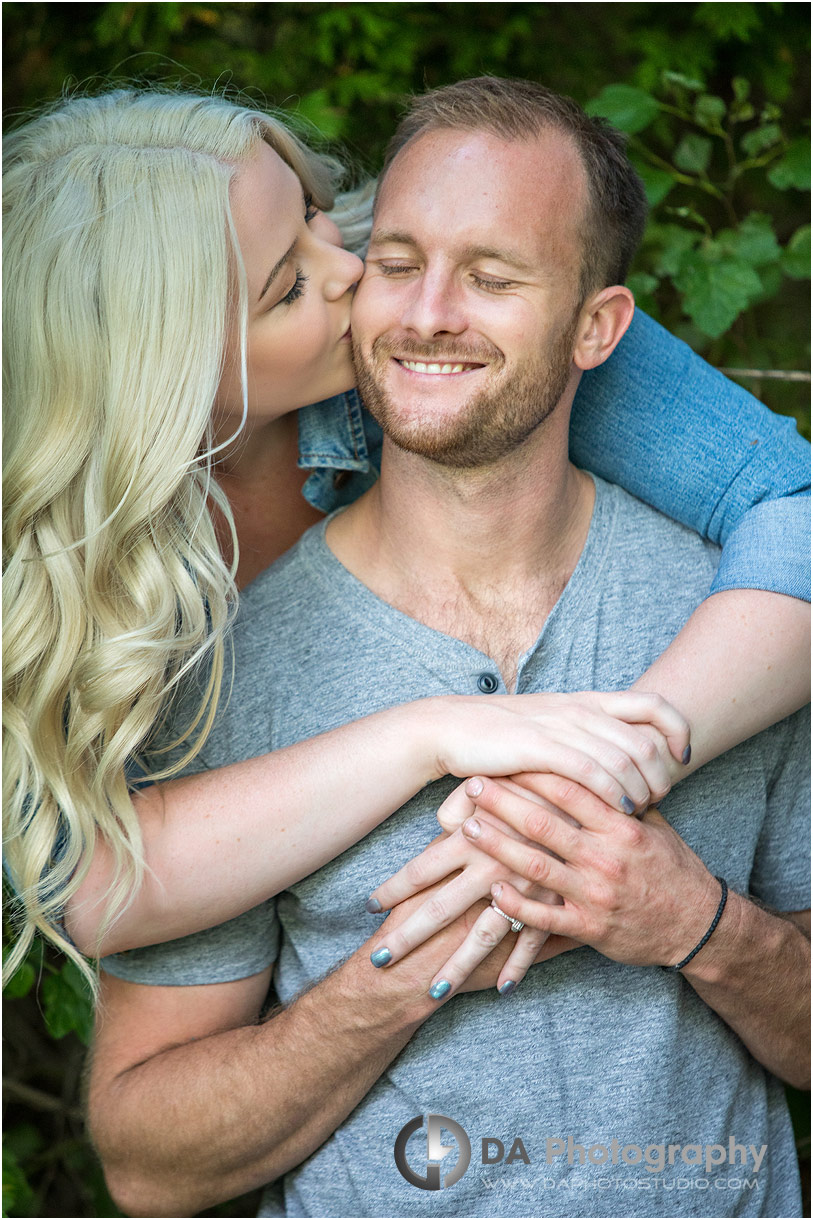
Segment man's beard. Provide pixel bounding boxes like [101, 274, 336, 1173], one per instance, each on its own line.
[352, 315, 580, 470]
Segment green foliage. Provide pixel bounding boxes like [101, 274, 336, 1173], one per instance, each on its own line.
[588, 63, 809, 432]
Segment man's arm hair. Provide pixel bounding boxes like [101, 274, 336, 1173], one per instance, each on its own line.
[681, 898, 810, 1089]
[87, 892, 513, 1217]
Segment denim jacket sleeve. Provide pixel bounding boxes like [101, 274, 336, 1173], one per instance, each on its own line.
[570, 309, 811, 601]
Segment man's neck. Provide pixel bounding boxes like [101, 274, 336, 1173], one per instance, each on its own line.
[326, 416, 595, 690]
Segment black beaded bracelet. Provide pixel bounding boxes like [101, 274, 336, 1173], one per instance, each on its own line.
[666, 877, 728, 972]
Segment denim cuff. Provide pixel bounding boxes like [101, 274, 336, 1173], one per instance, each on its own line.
[709, 494, 811, 601]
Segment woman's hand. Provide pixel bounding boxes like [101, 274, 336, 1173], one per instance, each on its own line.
[431, 690, 690, 817]
[366, 777, 587, 995]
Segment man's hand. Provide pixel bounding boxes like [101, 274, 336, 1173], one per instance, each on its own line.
[454, 776, 720, 966]
[458, 774, 810, 1087]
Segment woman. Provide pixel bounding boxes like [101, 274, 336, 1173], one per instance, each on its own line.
[3, 87, 808, 989]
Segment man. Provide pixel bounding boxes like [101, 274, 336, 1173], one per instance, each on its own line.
[90, 78, 809, 1218]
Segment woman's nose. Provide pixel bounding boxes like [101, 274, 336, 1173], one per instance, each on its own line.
[324, 245, 364, 300]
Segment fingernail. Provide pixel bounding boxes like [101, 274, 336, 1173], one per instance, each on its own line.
[492, 883, 502, 900]
[463, 817, 481, 839]
[620, 795, 636, 815]
[365, 897, 382, 914]
[429, 980, 452, 1001]
[499, 980, 517, 996]
[682, 745, 692, 766]
[465, 778, 484, 797]
[370, 947, 391, 967]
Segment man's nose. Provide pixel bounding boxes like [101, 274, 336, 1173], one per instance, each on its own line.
[400, 272, 467, 340]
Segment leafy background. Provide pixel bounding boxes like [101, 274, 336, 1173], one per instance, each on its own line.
[3, 3, 810, 1216]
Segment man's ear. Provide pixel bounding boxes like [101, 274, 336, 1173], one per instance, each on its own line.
[572, 286, 635, 371]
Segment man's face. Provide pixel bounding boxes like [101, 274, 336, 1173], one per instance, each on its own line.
[351, 126, 589, 468]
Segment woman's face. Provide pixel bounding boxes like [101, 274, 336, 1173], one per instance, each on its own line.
[216, 141, 363, 428]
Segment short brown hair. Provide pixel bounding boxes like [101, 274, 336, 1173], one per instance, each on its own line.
[380, 76, 648, 298]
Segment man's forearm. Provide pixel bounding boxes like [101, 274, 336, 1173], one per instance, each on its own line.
[91, 954, 434, 1217]
[682, 894, 810, 1089]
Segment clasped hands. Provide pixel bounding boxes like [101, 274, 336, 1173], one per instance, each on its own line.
[366, 719, 721, 1001]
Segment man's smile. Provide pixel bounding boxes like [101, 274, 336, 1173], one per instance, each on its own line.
[395, 359, 485, 376]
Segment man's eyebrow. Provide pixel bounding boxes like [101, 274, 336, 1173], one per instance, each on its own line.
[369, 231, 536, 275]
[368, 229, 417, 249]
[461, 244, 537, 275]
[259, 238, 297, 302]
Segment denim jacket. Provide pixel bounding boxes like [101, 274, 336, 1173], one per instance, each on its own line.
[299, 310, 810, 600]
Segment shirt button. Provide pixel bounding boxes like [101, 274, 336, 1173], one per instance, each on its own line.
[477, 672, 499, 694]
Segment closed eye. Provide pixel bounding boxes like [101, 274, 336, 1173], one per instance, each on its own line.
[471, 273, 515, 291]
[377, 263, 418, 276]
[278, 268, 309, 306]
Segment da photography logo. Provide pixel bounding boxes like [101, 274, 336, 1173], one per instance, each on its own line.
[394, 1114, 472, 1190]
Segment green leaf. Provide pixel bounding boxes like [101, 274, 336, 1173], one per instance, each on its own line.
[586, 84, 660, 135]
[662, 70, 705, 93]
[732, 77, 752, 102]
[665, 205, 710, 231]
[2, 1145, 35, 1215]
[626, 272, 659, 296]
[694, 94, 727, 129]
[286, 89, 346, 142]
[649, 223, 701, 278]
[2, 949, 36, 998]
[634, 163, 675, 207]
[42, 960, 93, 1044]
[730, 101, 756, 123]
[3, 1122, 45, 1162]
[782, 225, 811, 280]
[767, 137, 811, 190]
[674, 133, 713, 173]
[722, 213, 782, 267]
[694, 2, 761, 42]
[740, 124, 783, 157]
[674, 249, 763, 337]
[756, 263, 783, 298]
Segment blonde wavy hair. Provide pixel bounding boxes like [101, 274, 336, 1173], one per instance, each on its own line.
[3, 87, 370, 988]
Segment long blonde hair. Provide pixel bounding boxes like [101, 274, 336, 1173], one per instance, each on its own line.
[3, 88, 355, 986]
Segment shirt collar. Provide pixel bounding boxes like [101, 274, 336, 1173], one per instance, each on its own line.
[297, 389, 371, 472]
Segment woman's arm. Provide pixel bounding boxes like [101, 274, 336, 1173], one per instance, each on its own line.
[633, 588, 810, 775]
[365, 595, 810, 989]
[66, 690, 688, 956]
[572, 308, 810, 600]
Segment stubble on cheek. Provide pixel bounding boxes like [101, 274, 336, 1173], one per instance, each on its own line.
[351, 322, 577, 470]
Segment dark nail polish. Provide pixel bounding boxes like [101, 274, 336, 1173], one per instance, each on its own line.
[365, 897, 382, 914]
[429, 980, 452, 1001]
[370, 948, 391, 967]
[499, 980, 517, 996]
[682, 745, 692, 766]
[620, 795, 636, 816]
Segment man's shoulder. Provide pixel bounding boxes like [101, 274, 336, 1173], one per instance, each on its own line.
[238, 519, 328, 618]
[593, 475, 721, 588]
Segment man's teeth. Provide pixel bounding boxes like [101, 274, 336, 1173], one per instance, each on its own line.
[399, 360, 467, 375]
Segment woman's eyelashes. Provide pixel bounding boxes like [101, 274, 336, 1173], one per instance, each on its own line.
[279, 269, 309, 307]
[272, 197, 317, 308]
